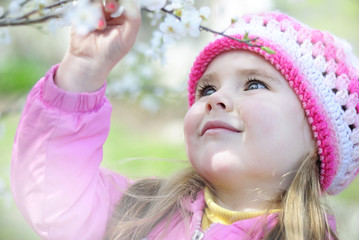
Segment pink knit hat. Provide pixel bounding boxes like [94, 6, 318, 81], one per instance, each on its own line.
[188, 12, 359, 195]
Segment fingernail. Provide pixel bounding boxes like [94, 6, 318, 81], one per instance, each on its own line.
[98, 19, 105, 29]
[106, 2, 116, 11]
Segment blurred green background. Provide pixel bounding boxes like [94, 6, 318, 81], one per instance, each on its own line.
[1, 0, 359, 239]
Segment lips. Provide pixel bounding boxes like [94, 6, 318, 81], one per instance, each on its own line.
[201, 120, 241, 136]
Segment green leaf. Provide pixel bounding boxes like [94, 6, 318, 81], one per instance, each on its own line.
[261, 46, 276, 54]
[243, 32, 249, 41]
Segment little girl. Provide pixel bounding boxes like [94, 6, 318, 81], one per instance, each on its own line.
[11, 1, 359, 239]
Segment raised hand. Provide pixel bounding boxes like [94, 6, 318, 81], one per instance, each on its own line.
[55, 0, 142, 92]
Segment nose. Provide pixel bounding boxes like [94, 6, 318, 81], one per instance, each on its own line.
[205, 90, 234, 113]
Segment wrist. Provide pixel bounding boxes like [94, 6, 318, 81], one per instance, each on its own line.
[42, 64, 107, 113]
[55, 53, 110, 93]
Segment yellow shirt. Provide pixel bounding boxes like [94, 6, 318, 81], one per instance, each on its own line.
[202, 187, 281, 231]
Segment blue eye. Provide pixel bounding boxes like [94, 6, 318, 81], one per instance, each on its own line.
[197, 83, 217, 97]
[245, 80, 267, 90]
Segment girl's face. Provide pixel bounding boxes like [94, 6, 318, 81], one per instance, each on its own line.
[184, 51, 316, 190]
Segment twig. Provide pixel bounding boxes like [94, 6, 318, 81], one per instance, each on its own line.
[0, 0, 71, 27]
[0, 1, 275, 53]
[15, 0, 72, 20]
[159, 7, 263, 49]
[1, 0, 32, 19]
[198, 25, 262, 47]
[0, 14, 61, 26]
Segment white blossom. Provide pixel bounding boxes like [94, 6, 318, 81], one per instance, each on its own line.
[180, 6, 210, 37]
[110, 73, 141, 98]
[164, 1, 182, 11]
[31, 0, 47, 9]
[147, 11, 163, 26]
[146, 47, 167, 65]
[119, 0, 141, 19]
[33, 0, 52, 15]
[64, 0, 102, 36]
[0, 28, 11, 45]
[165, 0, 195, 11]
[146, 30, 167, 63]
[181, 9, 202, 37]
[159, 15, 186, 44]
[0, 7, 4, 17]
[184, 0, 195, 4]
[47, 6, 68, 33]
[141, 0, 166, 12]
[40, 8, 51, 16]
[199, 6, 211, 21]
[47, 19, 61, 34]
[150, 30, 163, 48]
[8, 0, 23, 16]
[55, 2, 72, 27]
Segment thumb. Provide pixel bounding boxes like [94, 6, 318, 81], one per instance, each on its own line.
[122, 8, 142, 41]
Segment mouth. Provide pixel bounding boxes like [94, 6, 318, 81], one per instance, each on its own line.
[201, 120, 241, 136]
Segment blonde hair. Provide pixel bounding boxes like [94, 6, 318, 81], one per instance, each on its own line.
[266, 155, 338, 240]
[105, 155, 338, 240]
[105, 168, 210, 240]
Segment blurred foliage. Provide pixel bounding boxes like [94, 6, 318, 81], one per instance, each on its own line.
[1, 0, 359, 239]
[102, 101, 188, 178]
[0, 57, 48, 95]
[0, 115, 39, 239]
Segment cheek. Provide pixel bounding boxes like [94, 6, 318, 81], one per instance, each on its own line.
[184, 104, 201, 135]
[237, 100, 280, 167]
[240, 97, 307, 138]
[183, 112, 195, 150]
[239, 97, 312, 168]
[239, 99, 278, 136]
[183, 105, 202, 157]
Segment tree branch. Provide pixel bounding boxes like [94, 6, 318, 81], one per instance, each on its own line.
[0, 14, 61, 27]
[158, 7, 263, 48]
[1, 0, 32, 19]
[0, 0, 71, 27]
[15, 0, 72, 20]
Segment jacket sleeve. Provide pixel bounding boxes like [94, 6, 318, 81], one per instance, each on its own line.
[11, 64, 130, 240]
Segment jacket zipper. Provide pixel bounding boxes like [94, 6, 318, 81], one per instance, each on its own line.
[191, 214, 205, 240]
[191, 229, 204, 240]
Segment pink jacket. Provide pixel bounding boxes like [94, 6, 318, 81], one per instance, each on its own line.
[11, 65, 319, 240]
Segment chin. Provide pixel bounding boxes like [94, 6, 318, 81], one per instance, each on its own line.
[198, 163, 241, 186]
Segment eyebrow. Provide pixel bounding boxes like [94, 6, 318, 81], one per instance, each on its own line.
[195, 72, 218, 90]
[196, 68, 281, 90]
[239, 68, 281, 83]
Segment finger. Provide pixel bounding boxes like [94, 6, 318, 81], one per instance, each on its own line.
[104, 0, 119, 14]
[105, 5, 141, 27]
[121, 8, 142, 43]
[107, 0, 141, 21]
[122, 1, 141, 20]
[96, 2, 107, 31]
[97, 16, 107, 31]
[108, 5, 125, 19]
